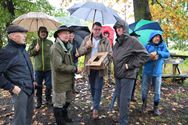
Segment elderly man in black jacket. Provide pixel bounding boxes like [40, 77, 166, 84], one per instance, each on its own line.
[0, 25, 35, 125]
[112, 20, 149, 125]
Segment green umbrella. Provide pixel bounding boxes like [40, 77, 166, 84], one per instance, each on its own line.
[129, 19, 163, 46]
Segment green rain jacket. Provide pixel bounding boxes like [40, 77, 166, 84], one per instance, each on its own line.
[28, 38, 53, 71]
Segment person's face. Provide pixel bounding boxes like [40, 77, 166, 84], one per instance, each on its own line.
[116, 27, 124, 36]
[9, 32, 27, 44]
[152, 35, 161, 44]
[58, 31, 70, 42]
[92, 25, 102, 38]
[104, 33, 109, 38]
[39, 31, 47, 39]
[69, 33, 75, 42]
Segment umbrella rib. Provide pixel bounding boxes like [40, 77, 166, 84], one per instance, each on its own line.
[16, 19, 24, 25]
[28, 18, 35, 31]
[101, 10, 104, 25]
[51, 19, 59, 28]
[40, 19, 46, 29]
[85, 9, 93, 21]
[42, 18, 59, 30]
[93, 9, 96, 23]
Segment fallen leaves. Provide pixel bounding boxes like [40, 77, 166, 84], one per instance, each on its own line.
[0, 77, 188, 124]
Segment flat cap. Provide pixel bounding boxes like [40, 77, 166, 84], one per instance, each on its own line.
[7, 25, 28, 34]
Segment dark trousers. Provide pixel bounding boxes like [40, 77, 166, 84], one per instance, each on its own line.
[131, 70, 139, 99]
[12, 91, 34, 125]
[116, 78, 134, 125]
[35, 70, 52, 101]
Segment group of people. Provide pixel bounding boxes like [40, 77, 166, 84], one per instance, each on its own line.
[0, 19, 170, 125]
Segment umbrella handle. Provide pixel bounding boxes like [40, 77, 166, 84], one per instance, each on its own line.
[34, 39, 40, 52]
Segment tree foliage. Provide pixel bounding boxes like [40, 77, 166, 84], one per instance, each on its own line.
[150, 0, 188, 50]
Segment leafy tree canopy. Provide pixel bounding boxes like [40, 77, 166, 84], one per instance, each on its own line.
[150, 0, 188, 43]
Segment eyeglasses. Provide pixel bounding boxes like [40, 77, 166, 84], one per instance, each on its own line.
[93, 28, 101, 31]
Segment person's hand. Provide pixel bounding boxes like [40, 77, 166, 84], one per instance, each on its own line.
[150, 51, 158, 60]
[77, 67, 82, 74]
[85, 41, 93, 49]
[149, 54, 155, 60]
[12, 86, 21, 95]
[150, 51, 157, 56]
[34, 43, 40, 52]
[87, 60, 92, 64]
[153, 54, 159, 60]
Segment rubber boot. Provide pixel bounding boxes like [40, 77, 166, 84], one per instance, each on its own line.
[153, 101, 160, 116]
[53, 107, 66, 125]
[141, 99, 147, 113]
[62, 102, 72, 123]
[154, 106, 161, 116]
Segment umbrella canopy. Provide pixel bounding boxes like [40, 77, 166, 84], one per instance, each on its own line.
[129, 19, 163, 45]
[69, 26, 90, 46]
[12, 12, 61, 32]
[56, 16, 87, 26]
[67, 2, 122, 25]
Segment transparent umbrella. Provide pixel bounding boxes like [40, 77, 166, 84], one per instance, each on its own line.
[56, 16, 87, 26]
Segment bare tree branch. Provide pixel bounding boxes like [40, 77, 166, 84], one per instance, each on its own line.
[156, 0, 164, 8]
[152, 0, 164, 8]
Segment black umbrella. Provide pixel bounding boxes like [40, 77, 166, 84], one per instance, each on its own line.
[69, 26, 90, 46]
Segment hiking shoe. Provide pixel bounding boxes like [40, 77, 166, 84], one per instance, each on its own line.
[154, 106, 161, 116]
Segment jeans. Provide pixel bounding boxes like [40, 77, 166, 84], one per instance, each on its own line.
[141, 74, 161, 104]
[88, 70, 104, 110]
[35, 70, 52, 99]
[116, 78, 134, 125]
[108, 81, 118, 111]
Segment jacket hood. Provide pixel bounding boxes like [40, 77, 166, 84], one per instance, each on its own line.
[38, 26, 48, 39]
[148, 31, 163, 44]
[113, 20, 129, 34]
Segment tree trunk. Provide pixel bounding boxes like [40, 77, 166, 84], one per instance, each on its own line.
[2, 0, 15, 16]
[133, 0, 152, 21]
[0, 33, 3, 48]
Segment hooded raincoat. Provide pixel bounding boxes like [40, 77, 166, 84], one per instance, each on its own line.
[143, 31, 170, 76]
